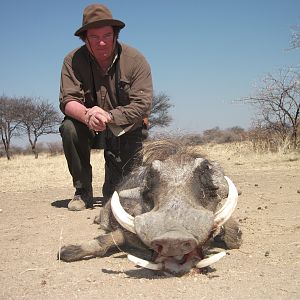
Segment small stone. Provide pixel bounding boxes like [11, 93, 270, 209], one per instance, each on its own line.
[41, 280, 47, 286]
[264, 251, 270, 257]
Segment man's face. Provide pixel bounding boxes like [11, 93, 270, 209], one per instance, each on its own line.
[86, 26, 115, 62]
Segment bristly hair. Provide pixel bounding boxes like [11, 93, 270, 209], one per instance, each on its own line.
[140, 138, 206, 165]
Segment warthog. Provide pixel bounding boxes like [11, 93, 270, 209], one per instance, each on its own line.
[59, 139, 242, 275]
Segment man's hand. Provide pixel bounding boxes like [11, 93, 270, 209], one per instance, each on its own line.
[85, 106, 113, 132]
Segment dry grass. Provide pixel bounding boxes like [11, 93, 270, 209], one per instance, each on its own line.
[199, 141, 300, 166]
[0, 150, 105, 193]
[1, 143, 299, 193]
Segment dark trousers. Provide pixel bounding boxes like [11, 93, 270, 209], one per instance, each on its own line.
[59, 117, 143, 199]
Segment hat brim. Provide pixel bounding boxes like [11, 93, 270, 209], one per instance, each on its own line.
[74, 19, 125, 36]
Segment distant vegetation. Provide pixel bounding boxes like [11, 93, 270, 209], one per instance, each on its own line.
[155, 125, 300, 153]
[0, 95, 61, 160]
[1, 124, 299, 159]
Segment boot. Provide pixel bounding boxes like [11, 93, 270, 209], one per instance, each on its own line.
[68, 187, 93, 211]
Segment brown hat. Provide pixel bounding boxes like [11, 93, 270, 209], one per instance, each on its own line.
[74, 4, 125, 37]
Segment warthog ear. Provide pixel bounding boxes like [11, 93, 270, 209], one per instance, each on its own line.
[193, 157, 213, 171]
[152, 160, 162, 172]
[194, 157, 206, 166]
[146, 160, 162, 189]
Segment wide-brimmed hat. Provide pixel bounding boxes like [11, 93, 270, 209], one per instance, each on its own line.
[74, 4, 125, 37]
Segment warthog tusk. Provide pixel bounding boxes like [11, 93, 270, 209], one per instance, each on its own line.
[119, 187, 141, 199]
[214, 176, 238, 228]
[196, 251, 226, 269]
[128, 252, 226, 271]
[111, 191, 136, 234]
[127, 254, 163, 270]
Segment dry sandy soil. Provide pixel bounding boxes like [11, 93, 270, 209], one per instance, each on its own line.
[0, 143, 299, 300]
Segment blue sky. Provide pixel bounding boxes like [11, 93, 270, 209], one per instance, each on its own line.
[0, 0, 299, 140]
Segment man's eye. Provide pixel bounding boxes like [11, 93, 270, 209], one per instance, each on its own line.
[104, 34, 113, 39]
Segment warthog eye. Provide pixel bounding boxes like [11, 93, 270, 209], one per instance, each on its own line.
[205, 164, 212, 170]
[192, 160, 219, 192]
[197, 162, 213, 175]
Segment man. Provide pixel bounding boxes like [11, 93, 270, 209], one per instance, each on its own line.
[59, 4, 153, 211]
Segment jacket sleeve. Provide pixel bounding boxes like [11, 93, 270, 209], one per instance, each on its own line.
[110, 54, 153, 126]
[59, 54, 85, 114]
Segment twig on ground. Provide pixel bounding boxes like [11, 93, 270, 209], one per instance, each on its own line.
[237, 249, 251, 255]
[58, 227, 63, 264]
[110, 232, 126, 254]
[20, 268, 46, 275]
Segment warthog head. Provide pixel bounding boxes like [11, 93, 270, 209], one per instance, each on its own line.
[111, 139, 240, 275]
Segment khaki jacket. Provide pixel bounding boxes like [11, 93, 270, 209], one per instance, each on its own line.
[59, 42, 153, 133]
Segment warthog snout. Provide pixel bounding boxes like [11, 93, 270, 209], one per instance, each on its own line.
[150, 231, 198, 256]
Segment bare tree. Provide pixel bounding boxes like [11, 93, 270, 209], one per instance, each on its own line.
[149, 92, 173, 129]
[0, 95, 23, 160]
[289, 24, 300, 50]
[19, 97, 61, 158]
[241, 69, 300, 148]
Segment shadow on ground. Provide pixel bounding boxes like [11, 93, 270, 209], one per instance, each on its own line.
[51, 196, 106, 209]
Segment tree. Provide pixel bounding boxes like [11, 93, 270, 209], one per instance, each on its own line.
[289, 24, 300, 50]
[19, 97, 61, 158]
[149, 92, 173, 129]
[0, 95, 23, 160]
[241, 69, 300, 148]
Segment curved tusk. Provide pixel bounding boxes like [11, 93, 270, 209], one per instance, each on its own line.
[128, 254, 163, 270]
[196, 251, 226, 269]
[214, 176, 238, 228]
[111, 191, 136, 234]
[119, 187, 141, 199]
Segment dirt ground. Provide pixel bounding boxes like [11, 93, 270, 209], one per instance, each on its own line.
[0, 145, 299, 300]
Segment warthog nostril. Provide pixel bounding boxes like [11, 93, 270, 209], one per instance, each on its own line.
[151, 243, 163, 254]
[181, 241, 194, 252]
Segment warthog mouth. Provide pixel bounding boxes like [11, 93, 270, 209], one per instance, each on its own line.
[111, 176, 238, 275]
[128, 248, 226, 275]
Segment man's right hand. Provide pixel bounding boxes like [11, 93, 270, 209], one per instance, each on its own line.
[85, 106, 112, 132]
[64, 101, 113, 132]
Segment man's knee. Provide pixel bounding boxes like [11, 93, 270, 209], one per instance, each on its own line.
[60, 118, 76, 138]
[60, 118, 89, 143]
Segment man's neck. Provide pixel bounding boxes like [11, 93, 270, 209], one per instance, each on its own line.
[96, 57, 111, 72]
[96, 51, 118, 73]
